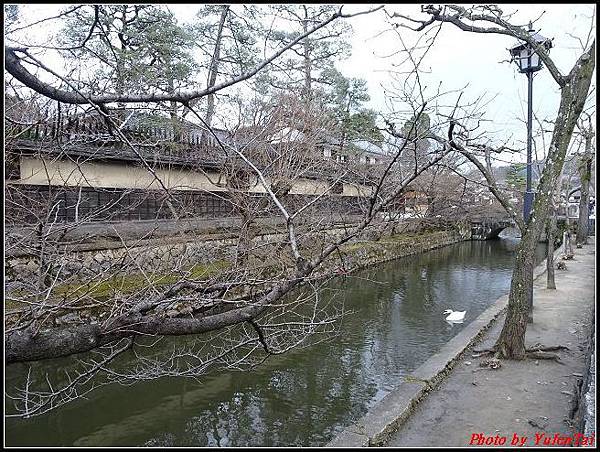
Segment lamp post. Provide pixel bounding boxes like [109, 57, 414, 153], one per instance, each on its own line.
[509, 23, 553, 322]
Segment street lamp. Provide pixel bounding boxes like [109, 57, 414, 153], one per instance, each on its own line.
[509, 23, 552, 322]
[509, 23, 553, 223]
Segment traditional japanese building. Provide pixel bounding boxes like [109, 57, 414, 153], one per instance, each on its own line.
[5, 108, 381, 225]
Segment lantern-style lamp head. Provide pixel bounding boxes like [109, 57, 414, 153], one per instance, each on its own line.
[509, 23, 553, 73]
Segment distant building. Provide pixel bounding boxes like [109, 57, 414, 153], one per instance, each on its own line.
[319, 136, 387, 166]
[5, 110, 378, 224]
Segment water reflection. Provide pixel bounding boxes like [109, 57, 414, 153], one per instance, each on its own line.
[5, 239, 546, 447]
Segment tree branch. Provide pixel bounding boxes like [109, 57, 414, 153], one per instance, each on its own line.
[5, 7, 381, 105]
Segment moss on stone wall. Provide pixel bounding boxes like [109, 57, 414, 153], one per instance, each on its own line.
[7, 227, 468, 309]
[328, 229, 467, 276]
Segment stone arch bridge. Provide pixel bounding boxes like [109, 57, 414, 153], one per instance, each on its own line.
[470, 218, 516, 240]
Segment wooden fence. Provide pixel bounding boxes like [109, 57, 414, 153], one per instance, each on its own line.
[5, 184, 367, 225]
[6, 112, 225, 152]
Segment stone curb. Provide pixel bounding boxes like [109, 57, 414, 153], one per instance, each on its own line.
[326, 244, 561, 447]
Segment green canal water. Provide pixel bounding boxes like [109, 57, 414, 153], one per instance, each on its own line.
[5, 237, 546, 446]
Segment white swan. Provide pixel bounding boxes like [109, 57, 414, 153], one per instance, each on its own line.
[443, 309, 466, 322]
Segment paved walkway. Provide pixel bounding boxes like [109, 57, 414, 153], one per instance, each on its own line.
[385, 238, 595, 447]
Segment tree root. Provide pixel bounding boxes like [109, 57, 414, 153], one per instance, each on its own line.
[524, 344, 569, 364]
[472, 344, 568, 362]
[526, 344, 570, 352]
[526, 351, 564, 363]
[471, 349, 495, 358]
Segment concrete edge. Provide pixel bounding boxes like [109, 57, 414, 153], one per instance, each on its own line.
[326, 244, 562, 447]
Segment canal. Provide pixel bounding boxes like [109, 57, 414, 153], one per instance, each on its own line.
[5, 237, 547, 446]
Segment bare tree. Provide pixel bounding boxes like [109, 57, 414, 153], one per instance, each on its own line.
[389, 4, 595, 359]
[5, 96, 450, 417]
[6, 5, 457, 418]
[575, 113, 595, 245]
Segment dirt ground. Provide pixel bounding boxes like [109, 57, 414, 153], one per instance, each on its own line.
[385, 239, 595, 447]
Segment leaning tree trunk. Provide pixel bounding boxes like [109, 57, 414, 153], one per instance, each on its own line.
[576, 147, 593, 245]
[205, 5, 229, 127]
[563, 172, 575, 256]
[547, 168, 567, 289]
[567, 220, 575, 255]
[546, 207, 557, 289]
[114, 5, 130, 122]
[494, 41, 595, 359]
[301, 6, 313, 103]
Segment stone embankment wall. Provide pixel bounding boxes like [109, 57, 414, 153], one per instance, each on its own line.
[317, 227, 471, 277]
[6, 235, 235, 288]
[5, 221, 472, 292]
[5, 222, 356, 287]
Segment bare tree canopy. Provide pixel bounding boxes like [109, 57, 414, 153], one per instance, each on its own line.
[390, 3, 595, 359]
[4, 4, 595, 422]
[5, 5, 382, 105]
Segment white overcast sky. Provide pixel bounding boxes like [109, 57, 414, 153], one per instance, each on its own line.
[6, 3, 597, 166]
[333, 3, 596, 165]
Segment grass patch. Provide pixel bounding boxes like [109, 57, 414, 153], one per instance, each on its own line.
[43, 259, 232, 301]
[8, 229, 450, 308]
